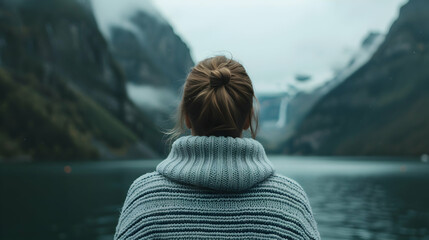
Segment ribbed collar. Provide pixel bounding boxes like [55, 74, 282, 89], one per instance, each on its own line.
[156, 135, 274, 192]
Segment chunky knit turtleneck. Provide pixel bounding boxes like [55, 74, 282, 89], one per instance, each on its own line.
[115, 136, 320, 240]
[156, 136, 274, 192]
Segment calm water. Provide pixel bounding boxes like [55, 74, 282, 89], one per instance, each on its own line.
[1, 156, 429, 240]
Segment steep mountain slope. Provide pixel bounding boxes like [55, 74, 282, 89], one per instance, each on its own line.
[104, 8, 194, 128]
[286, 0, 429, 156]
[258, 32, 384, 152]
[109, 10, 194, 89]
[286, 32, 385, 130]
[0, 0, 161, 161]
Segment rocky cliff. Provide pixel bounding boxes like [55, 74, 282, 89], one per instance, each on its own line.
[0, 0, 162, 161]
[286, 0, 429, 156]
[104, 8, 194, 128]
[109, 10, 194, 89]
[258, 32, 384, 153]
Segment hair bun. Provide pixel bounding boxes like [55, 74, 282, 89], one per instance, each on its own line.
[209, 67, 231, 88]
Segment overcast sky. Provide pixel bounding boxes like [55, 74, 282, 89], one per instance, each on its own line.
[92, 0, 407, 93]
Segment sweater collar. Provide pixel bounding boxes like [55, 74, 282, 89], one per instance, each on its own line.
[156, 135, 274, 192]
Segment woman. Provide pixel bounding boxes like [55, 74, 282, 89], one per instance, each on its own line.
[114, 56, 321, 239]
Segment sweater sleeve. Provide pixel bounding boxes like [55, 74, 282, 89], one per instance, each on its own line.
[300, 187, 321, 240]
[274, 174, 321, 240]
[114, 182, 135, 239]
[113, 173, 151, 240]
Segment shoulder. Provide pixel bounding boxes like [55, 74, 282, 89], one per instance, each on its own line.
[125, 171, 197, 199]
[118, 172, 177, 221]
[263, 173, 310, 199]
[259, 174, 320, 239]
[267, 173, 304, 187]
[126, 171, 175, 196]
[258, 173, 315, 218]
[128, 171, 163, 190]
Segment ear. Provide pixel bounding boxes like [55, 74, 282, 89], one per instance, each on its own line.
[185, 114, 192, 129]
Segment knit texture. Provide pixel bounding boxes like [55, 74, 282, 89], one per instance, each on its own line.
[114, 136, 320, 240]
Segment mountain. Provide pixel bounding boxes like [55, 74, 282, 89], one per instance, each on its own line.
[0, 0, 163, 161]
[258, 32, 384, 152]
[109, 10, 194, 89]
[286, 0, 429, 156]
[104, 8, 194, 128]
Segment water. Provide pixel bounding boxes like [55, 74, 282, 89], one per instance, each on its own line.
[1, 156, 429, 240]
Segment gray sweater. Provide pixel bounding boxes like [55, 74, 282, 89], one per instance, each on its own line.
[115, 136, 321, 239]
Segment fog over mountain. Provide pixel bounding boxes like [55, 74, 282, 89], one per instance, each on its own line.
[91, 0, 194, 127]
[91, 0, 165, 38]
[0, 0, 162, 161]
[258, 32, 385, 151]
[0, 0, 194, 161]
[286, 0, 429, 156]
[153, 0, 407, 93]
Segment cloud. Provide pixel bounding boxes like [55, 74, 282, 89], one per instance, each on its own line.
[152, 0, 407, 92]
[90, 0, 407, 93]
[90, 0, 164, 38]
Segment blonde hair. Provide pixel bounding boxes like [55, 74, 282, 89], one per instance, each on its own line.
[168, 55, 258, 141]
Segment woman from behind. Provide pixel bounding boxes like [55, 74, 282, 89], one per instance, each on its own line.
[114, 56, 321, 240]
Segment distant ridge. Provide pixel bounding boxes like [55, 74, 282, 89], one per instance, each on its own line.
[0, 0, 169, 161]
[286, 0, 429, 156]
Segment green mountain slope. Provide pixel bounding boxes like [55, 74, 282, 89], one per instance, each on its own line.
[0, 0, 162, 161]
[286, 0, 429, 156]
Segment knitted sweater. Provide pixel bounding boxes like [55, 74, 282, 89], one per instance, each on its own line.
[114, 136, 320, 240]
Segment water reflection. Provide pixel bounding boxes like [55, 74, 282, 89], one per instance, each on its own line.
[274, 157, 429, 240]
[1, 157, 428, 240]
[303, 176, 429, 239]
